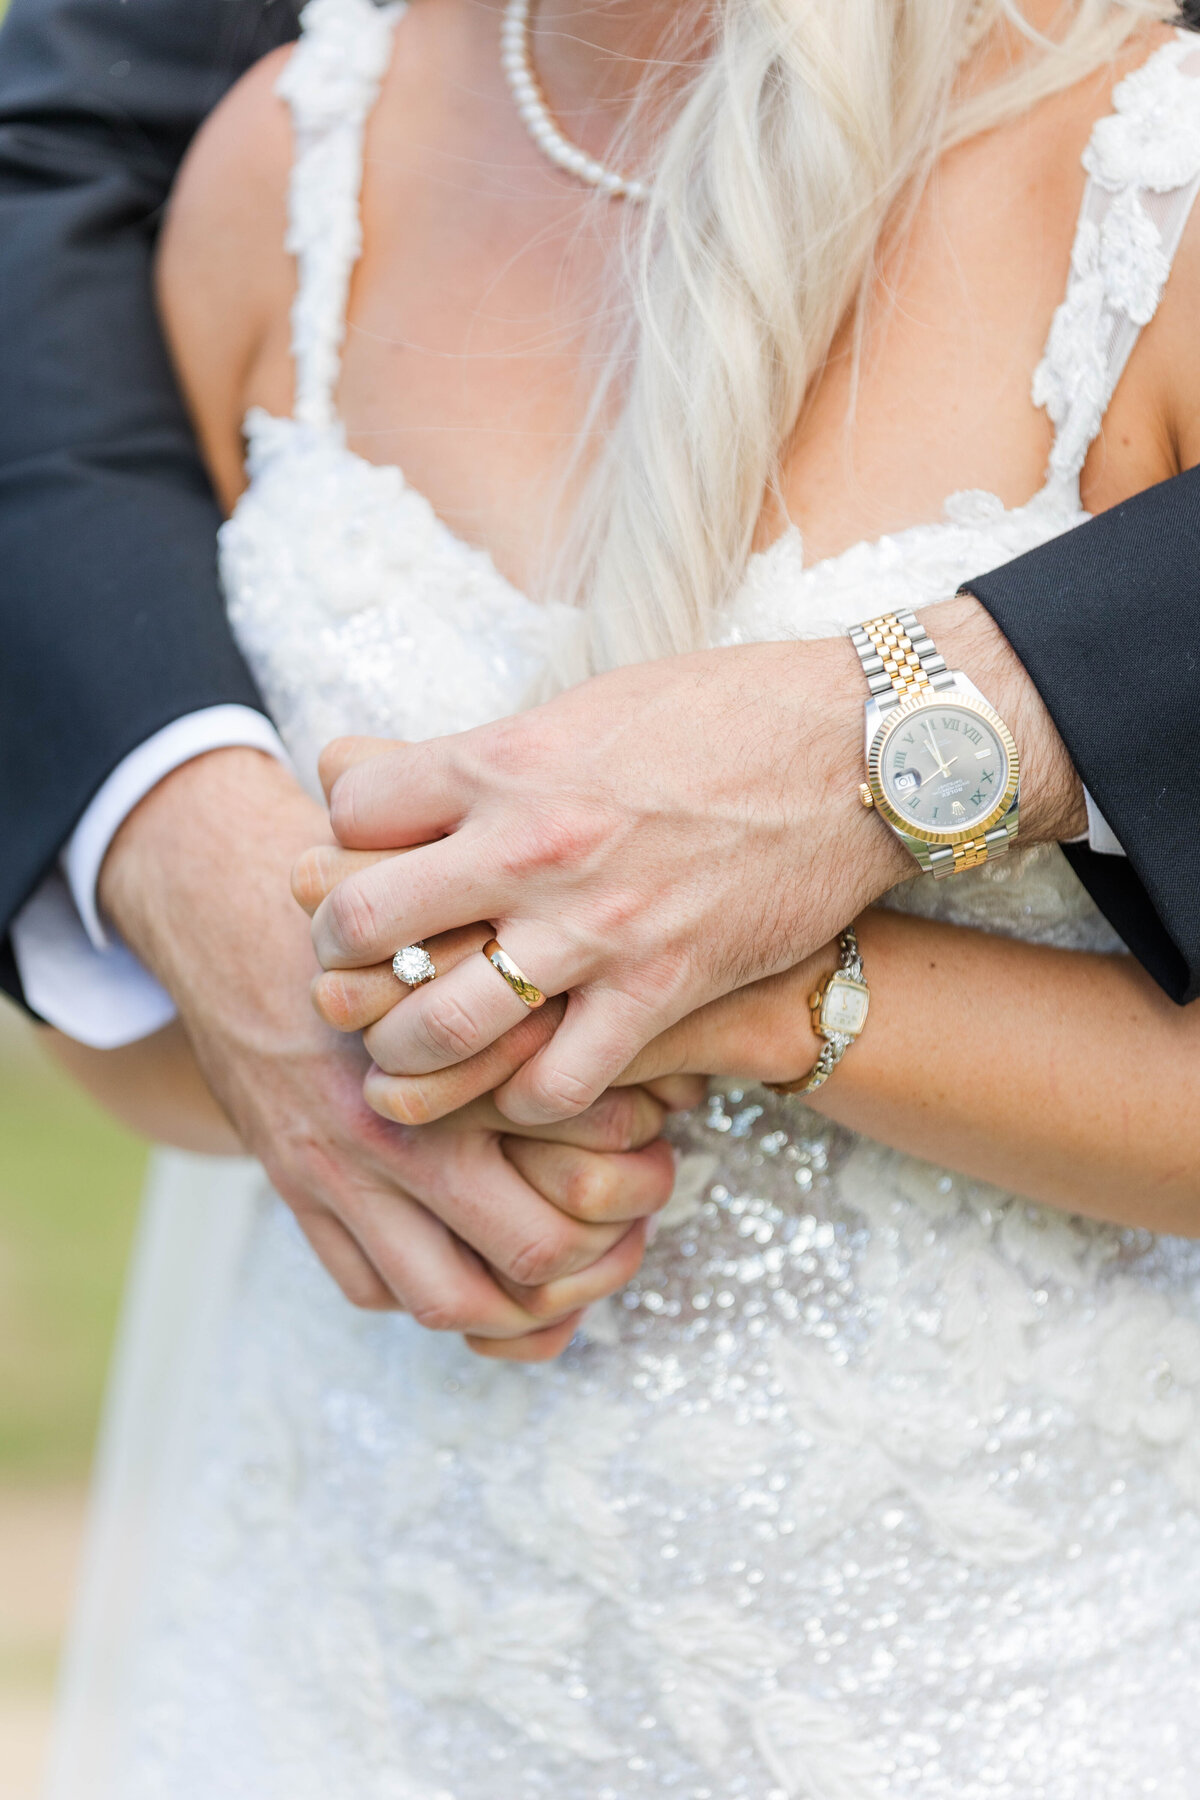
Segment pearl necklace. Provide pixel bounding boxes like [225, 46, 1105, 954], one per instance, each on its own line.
[500, 0, 652, 202]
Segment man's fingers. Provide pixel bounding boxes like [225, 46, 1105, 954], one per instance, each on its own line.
[369, 1127, 630, 1289]
[363, 1000, 564, 1123]
[348, 1185, 579, 1340]
[292, 845, 413, 918]
[317, 736, 405, 805]
[503, 1136, 677, 1224]
[291, 1206, 401, 1312]
[328, 738, 470, 849]
[310, 830, 529, 970]
[495, 985, 678, 1126]
[493, 1217, 649, 1319]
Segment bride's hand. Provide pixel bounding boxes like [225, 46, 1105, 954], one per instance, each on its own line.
[293, 846, 705, 1123]
[294, 853, 705, 1360]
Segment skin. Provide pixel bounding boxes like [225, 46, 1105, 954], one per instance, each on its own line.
[74, 749, 702, 1362]
[69, 2, 1200, 1370]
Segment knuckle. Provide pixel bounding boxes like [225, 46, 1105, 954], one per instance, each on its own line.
[494, 808, 606, 884]
[364, 1070, 433, 1127]
[410, 1295, 474, 1335]
[505, 1224, 580, 1288]
[586, 1089, 641, 1151]
[326, 878, 382, 959]
[318, 737, 355, 792]
[475, 713, 547, 782]
[530, 1064, 601, 1120]
[518, 1287, 578, 1325]
[565, 1162, 616, 1221]
[418, 991, 484, 1062]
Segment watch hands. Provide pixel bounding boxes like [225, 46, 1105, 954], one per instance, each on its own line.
[924, 724, 956, 778]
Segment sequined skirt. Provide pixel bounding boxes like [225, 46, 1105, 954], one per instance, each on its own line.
[117, 1084, 1200, 1800]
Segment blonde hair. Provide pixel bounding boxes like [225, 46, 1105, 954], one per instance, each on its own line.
[551, 0, 1175, 679]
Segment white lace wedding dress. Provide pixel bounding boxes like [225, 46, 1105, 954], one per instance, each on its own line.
[47, 9, 1200, 1798]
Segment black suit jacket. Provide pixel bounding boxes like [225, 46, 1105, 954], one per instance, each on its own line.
[1, 0, 1198, 1008]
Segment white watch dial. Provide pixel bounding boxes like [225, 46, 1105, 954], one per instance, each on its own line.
[880, 703, 1011, 834]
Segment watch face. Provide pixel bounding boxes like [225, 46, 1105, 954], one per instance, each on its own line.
[820, 975, 869, 1038]
[877, 700, 1013, 838]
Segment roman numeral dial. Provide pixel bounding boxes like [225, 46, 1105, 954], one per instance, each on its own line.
[878, 701, 1012, 838]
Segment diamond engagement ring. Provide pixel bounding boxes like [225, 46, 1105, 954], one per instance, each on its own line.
[392, 944, 437, 988]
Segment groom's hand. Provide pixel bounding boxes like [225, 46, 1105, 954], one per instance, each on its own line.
[98, 748, 676, 1357]
[310, 598, 1084, 1126]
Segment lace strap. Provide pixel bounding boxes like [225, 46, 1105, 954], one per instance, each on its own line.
[275, 0, 404, 429]
[1034, 28, 1200, 490]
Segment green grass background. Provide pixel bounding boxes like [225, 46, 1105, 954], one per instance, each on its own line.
[0, 1011, 145, 1481]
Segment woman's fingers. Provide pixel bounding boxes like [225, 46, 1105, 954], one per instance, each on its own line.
[503, 1136, 677, 1224]
[312, 923, 494, 1033]
[363, 932, 536, 1074]
[362, 1002, 564, 1123]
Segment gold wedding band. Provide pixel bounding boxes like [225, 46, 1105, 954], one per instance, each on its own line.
[482, 938, 546, 1009]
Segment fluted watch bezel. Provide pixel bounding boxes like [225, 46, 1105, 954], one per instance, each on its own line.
[865, 687, 1020, 850]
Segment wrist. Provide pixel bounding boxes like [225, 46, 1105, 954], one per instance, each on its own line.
[780, 634, 915, 908]
[100, 748, 324, 991]
[925, 594, 1087, 842]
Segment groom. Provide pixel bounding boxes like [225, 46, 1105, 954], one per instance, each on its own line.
[2, 0, 1198, 1311]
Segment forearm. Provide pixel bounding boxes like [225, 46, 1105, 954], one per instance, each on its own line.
[810, 909, 1200, 1233]
[0, 0, 286, 964]
[45, 1021, 244, 1155]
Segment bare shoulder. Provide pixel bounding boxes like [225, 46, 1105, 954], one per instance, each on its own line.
[156, 46, 297, 510]
[1079, 26, 1200, 508]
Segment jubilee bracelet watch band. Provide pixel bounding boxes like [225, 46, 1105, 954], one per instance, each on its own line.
[849, 607, 955, 703]
[851, 608, 1019, 877]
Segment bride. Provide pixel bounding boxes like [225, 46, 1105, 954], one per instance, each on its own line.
[47, 0, 1200, 1792]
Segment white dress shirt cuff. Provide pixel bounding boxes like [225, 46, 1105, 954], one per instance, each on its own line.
[11, 707, 290, 1049]
[64, 706, 290, 950]
[1063, 786, 1127, 857]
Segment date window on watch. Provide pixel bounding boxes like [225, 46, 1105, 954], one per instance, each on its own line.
[893, 769, 921, 798]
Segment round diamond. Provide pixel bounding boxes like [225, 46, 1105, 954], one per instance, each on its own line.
[392, 945, 435, 987]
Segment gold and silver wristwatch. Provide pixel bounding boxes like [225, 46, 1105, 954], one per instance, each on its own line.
[850, 609, 1020, 877]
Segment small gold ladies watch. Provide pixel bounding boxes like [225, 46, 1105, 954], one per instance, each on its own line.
[766, 928, 870, 1096]
[850, 609, 1020, 877]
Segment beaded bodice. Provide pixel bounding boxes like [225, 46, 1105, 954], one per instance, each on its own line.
[125, 9, 1200, 1797]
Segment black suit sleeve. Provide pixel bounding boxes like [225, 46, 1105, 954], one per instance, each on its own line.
[0, 0, 301, 1006]
[966, 466, 1200, 1005]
